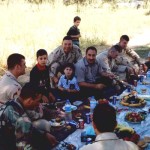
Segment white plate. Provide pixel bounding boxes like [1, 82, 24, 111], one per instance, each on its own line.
[49, 119, 65, 127]
[63, 105, 77, 111]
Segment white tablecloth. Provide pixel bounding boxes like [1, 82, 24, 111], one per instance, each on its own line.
[54, 82, 150, 150]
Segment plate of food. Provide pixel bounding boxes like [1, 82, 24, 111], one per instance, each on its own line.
[120, 94, 146, 107]
[56, 141, 77, 150]
[49, 117, 65, 127]
[114, 124, 140, 144]
[63, 105, 77, 111]
[125, 112, 146, 124]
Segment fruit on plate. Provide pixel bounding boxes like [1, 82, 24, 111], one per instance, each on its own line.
[115, 125, 135, 134]
[114, 125, 140, 144]
[120, 94, 146, 107]
[125, 112, 145, 123]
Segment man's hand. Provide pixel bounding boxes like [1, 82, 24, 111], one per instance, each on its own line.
[95, 83, 106, 90]
[42, 95, 49, 103]
[52, 76, 59, 84]
[45, 133, 58, 147]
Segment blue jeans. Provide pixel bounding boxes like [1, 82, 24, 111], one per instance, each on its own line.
[73, 41, 79, 47]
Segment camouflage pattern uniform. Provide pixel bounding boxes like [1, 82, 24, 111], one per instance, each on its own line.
[115, 44, 142, 72]
[48, 45, 82, 78]
[96, 49, 127, 80]
[0, 71, 22, 106]
[96, 50, 117, 73]
[0, 100, 33, 149]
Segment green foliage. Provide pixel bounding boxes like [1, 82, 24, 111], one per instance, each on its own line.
[63, 0, 92, 6]
[27, 0, 55, 4]
[80, 37, 107, 53]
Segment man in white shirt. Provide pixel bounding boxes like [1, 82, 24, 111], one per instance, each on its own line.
[80, 103, 139, 150]
[0, 53, 26, 105]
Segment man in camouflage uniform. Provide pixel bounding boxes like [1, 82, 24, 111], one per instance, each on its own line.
[115, 35, 142, 74]
[0, 54, 26, 106]
[48, 36, 82, 87]
[75, 46, 117, 99]
[96, 45, 121, 75]
[97, 44, 136, 81]
[0, 83, 57, 150]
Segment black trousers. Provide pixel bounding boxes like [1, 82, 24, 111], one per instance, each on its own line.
[79, 77, 115, 100]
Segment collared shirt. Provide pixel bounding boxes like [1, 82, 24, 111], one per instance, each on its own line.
[58, 75, 80, 91]
[75, 57, 102, 83]
[80, 132, 139, 150]
[0, 71, 22, 105]
[48, 45, 82, 77]
[96, 50, 116, 73]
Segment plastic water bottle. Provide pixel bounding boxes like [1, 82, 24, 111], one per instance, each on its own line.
[64, 100, 72, 122]
[146, 69, 150, 81]
[90, 96, 97, 114]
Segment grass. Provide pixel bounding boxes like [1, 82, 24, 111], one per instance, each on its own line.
[134, 44, 150, 58]
[0, 1, 150, 67]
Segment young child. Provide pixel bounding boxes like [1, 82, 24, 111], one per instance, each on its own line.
[57, 63, 80, 101]
[30, 49, 55, 103]
[67, 16, 81, 47]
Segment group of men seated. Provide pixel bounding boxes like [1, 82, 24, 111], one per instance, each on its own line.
[0, 34, 147, 149]
[47, 34, 146, 100]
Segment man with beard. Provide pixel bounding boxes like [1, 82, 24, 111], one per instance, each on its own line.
[75, 46, 116, 99]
